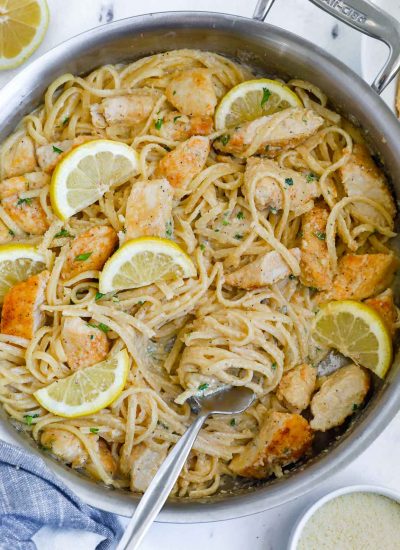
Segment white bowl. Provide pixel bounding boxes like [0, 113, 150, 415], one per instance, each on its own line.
[287, 484, 400, 550]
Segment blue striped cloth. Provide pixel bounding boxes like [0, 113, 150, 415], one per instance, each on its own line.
[0, 440, 122, 549]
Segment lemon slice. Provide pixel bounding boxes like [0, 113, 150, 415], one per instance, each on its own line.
[34, 349, 130, 418]
[0, 243, 46, 303]
[313, 300, 392, 378]
[0, 0, 49, 70]
[50, 139, 139, 220]
[215, 78, 302, 130]
[99, 237, 197, 293]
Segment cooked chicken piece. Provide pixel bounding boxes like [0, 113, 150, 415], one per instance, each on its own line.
[276, 363, 317, 413]
[130, 444, 167, 492]
[214, 108, 324, 158]
[3, 136, 37, 178]
[365, 288, 397, 336]
[40, 428, 88, 468]
[0, 219, 13, 244]
[36, 136, 92, 173]
[151, 111, 213, 141]
[61, 317, 110, 370]
[317, 253, 397, 303]
[230, 411, 313, 478]
[0, 270, 49, 338]
[225, 248, 301, 289]
[165, 69, 217, 117]
[156, 136, 210, 190]
[1, 195, 49, 236]
[338, 144, 396, 226]
[300, 204, 332, 290]
[60, 225, 118, 281]
[85, 439, 118, 480]
[244, 158, 320, 215]
[125, 179, 173, 240]
[310, 364, 370, 431]
[0, 172, 49, 199]
[100, 93, 156, 126]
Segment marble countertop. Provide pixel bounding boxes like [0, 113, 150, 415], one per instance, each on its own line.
[1, 1, 399, 549]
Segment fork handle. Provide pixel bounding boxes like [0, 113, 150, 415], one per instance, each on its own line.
[117, 412, 208, 550]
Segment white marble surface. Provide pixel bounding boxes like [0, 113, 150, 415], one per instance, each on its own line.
[1, 1, 399, 549]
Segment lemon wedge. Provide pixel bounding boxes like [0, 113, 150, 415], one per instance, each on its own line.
[34, 349, 130, 418]
[0, 243, 46, 303]
[99, 237, 197, 293]
[50, 139, 139, 220]
[215, 78, 302, 130]
[0, 0, 49, 70]
[312, 300, 392, 378]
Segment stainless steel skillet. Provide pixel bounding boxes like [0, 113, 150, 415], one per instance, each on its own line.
[1, 0, 400, 523]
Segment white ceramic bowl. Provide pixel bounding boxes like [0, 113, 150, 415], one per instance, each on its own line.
[288, 484, 400, 550]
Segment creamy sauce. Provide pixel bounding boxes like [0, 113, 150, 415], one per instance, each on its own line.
[298, 492, 400, 550]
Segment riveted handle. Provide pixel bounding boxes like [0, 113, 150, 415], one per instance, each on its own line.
[253, 0, 400, 94]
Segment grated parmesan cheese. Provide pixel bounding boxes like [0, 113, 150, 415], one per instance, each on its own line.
[298, 492, 400, 550]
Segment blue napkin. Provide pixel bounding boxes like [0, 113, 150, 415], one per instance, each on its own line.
[0, 440, 123, 549]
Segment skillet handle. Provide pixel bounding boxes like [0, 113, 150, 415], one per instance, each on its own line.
[253, 0, 400, 94]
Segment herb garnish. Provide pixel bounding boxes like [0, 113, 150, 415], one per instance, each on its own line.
[236, 211, 244, 220]
[95, 292, 105, 301]
[271, 362, 277, 370]
[198, 383, 209, 391]
[55, 229, 72, 238]
[220, 134, 230, 146]
[289, 274, 297, 280]
[87, 322, 110, 333]
[165, 220, 173, 238]
[285, 177, 294, 186]
[24, 413, 39, 426]
[89, 427, 99, 434]
[352, 403, 359, 411]
[155, 118, 164, 130]
[230, 418, 236, 426]
[173, 115, 181, 123]
[75, 252, 92, 261]
[17, 197, 32, 206]
[222, 219, 230, 226]
[261, 87, 271, 107]
[234, 233, 243, 240]
[270, 206, 278, 214]
[306, 173, 317, 183]
[200, 243, 206, 252]
[8, 229, 15, 236]
[62, 117, 70, 126]
[52, 145, 63, 154]
[315, 231, 326, 240]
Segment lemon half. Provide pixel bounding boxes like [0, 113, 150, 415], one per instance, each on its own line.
[50, 139, 139, 220]
[313, 300, 392, 378]
[0, 0, 49, 70]
[215, 78, 302, 130]
[0, 243, 46, 303]
[99, 237, 197, 293]
[34, 349, 130, 418]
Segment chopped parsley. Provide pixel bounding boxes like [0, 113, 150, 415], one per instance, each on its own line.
[352, 403, 359, 411]
[75, 252, 92, 261]
[173, 90, 177, 95]
[297, 230, 304, 238]
[89, 427, 99, 434]
[155, 117, 164, 130]
[285, 177, 294, 186]
[55, 229, 72, 238]
[17, 197, 32, 206]
[222, 219, 230, 226]
[230, 418, 236, 427]
[165, 220, 173, 238]
[198, 383, 209, 391]
[306, 172, 318, 183]
[261, 87, 271, 107]
[200, 243, 206, 252]
[173, 115, 181, 123]
[220, 134, 230, 146]
[271, 362, 277, 370]
[90, 335, 94, 340]
[52, 145, 63, 154]
[265, 144, 270, 152]
[95, 292, 105, 301]
[62, 116, 70, 126]
[8, 229, 15, 236]
[309, 286, 318, 292]
[234, 233, 243, 240]
[87, 322, 110, 333]
[315, 231, 326, 240]
[236, 211, 244, 220]
[270, 206, 278, 214]
[24, 413, 39, 426]
[137, 300, 144, 305]
[289, 274, 297, 280]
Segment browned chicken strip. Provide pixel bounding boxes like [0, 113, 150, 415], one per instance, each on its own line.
[61, 316, 110, 370]
[130, 444, 167, 492]
[244, 158, 321, 215]
[61, 225, 118, 281]
[225, 248, 301, 289]
[40, 428, 88, 468]
[151, 111, 213, 141]
[3, 137, 37, 178]
[165, 69, 217, 117]
[1, 270, 49, 339]
[230, 411, 313, 478]
[36, 136, 93, 173]
[317, 253, 397, 303]
[214, 108, 324, 158]
[300, 203, 332, 290]
[310, 364, 370, 432]
[276, 363, 316, 413]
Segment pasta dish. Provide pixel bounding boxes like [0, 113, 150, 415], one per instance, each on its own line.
[0, 49, 397, 499]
